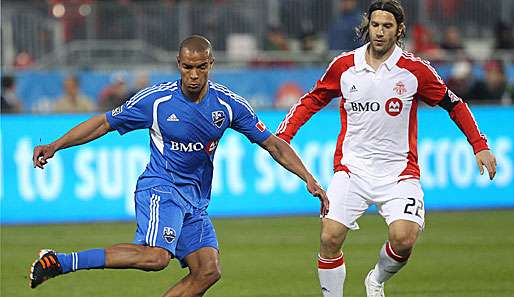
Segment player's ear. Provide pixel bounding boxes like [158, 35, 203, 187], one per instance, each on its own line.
[176, 55, 180, 68]
[397, 23, 406, 38]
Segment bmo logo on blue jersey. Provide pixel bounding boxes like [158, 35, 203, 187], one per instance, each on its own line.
[170, 141, 204, 152]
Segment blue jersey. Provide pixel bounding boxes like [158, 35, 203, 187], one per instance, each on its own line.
[106, 80, 272, 209]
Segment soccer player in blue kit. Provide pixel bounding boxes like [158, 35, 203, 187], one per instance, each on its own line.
[29, 35, 329, 296]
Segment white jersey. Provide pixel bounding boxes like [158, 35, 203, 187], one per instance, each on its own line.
[277, 43, 487, 183]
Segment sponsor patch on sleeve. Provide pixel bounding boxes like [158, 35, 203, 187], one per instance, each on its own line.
[256, 121, 266, 132]
[111, 105, 123, 116]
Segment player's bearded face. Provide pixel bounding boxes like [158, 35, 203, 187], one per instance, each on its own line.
[368, 10, 400, 56]
[178, 49, 214, 95]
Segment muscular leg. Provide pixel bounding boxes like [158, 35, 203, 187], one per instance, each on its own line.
[318, 218, 350, 297]
[105, 244, 171, 271]
[387, 220, 420, 257]
[320, 218, 349, 258]
[162, 247, 221, 297]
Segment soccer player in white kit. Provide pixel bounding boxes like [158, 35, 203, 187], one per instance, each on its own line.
[276, 1, 497, 296]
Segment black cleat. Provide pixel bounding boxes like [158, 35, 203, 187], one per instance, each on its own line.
[29, 249, 63, 288]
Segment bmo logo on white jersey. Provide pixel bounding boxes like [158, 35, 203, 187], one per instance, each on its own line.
[350, 102, 380, 112]
[170, 141, 204, 152]
[385, 98, 403, 116]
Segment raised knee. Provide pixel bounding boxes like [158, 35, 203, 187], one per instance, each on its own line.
[144, 247, 171, 271]
[389, 233, 417, 253]
[193, 264, 222, 285]
[320, 230, 344, 251]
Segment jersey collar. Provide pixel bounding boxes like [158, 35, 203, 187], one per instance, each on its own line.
[354, 43, 402, 72]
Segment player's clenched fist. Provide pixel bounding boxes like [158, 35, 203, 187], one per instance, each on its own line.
[33, 144, 56, 169]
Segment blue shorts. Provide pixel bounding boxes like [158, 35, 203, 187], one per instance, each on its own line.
[133, 186, 218, 268]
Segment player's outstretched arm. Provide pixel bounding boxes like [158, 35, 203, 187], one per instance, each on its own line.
[33, 114, 113, 169]
[259, 135, 329, 216]
[475, 149, 497, 180]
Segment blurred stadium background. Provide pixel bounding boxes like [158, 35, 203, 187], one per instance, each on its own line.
[1, 0, 513, 296]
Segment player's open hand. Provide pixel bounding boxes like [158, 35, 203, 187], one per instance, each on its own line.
[306, 178, 329, 217]
[33, 144, 57, 169]
[475, 149, 496, 180]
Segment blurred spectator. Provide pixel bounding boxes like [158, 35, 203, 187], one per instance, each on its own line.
[97, 0, 137, 40]
[327, 0, 361, 51]
[48, 0, 93, 42]
[53, 74, 96, 113]
[98, 73, 128, 111]
[426, 0, 461, 19]
[1, 76, 23, 113]
[14, 51, 36, 69]
[494, 21, 514, 50]
[300, 29, 319, 52]
[440, 26, 464, 53]
[264, 25, 290, 51]
[412, 24, 443, 60]
[274, 82, 303, 109]
[469, 60, 509, 103]
[446, 60, 473, 100]
[127, 71, 150, 98]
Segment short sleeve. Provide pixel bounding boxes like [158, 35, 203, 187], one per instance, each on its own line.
[231, 99, 272, 144]
[105, 89, 155, 135]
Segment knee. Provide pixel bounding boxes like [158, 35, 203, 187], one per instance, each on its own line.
[192, 262, 222, 285]
[320, 229, 345, 252]
[389, 231, 418, 254]
[143, 247, 171, 271]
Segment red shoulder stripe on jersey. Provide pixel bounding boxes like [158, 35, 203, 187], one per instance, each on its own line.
[275, 51, 354, 140]
[320, 51, 354, 81]
[401, 52, 444, 84]
[397, 53, 447, 106]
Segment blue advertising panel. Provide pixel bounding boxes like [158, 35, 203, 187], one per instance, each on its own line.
[1, 107, 513, 224]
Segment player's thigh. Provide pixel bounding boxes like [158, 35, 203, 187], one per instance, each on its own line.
[325, 171, 369, 231]
[175, 210, 219, 268]
[378, 179, 425, 230]
[133, 187, 186, 256]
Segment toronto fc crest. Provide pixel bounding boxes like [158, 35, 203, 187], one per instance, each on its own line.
[393, 81, 406, 96]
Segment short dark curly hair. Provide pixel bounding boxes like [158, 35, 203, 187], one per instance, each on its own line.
[356, 0, 406, 47]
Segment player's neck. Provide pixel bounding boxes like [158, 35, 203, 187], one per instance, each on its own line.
[181, 85, 208, 104]
[365, 45, 395, 71]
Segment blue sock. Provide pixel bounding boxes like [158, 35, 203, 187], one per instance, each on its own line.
[56, 249, 105, 273]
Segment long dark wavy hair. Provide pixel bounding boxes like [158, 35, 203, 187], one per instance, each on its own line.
[356, 0, 406, 47]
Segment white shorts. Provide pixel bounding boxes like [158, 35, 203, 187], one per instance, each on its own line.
[325, 171, 425, 230]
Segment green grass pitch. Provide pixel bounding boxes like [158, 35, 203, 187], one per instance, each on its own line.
[2, 210, 513, 297]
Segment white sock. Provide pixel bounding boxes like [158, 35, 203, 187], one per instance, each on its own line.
[318, 253, 346, 297]
[372, 241, 409, 284]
